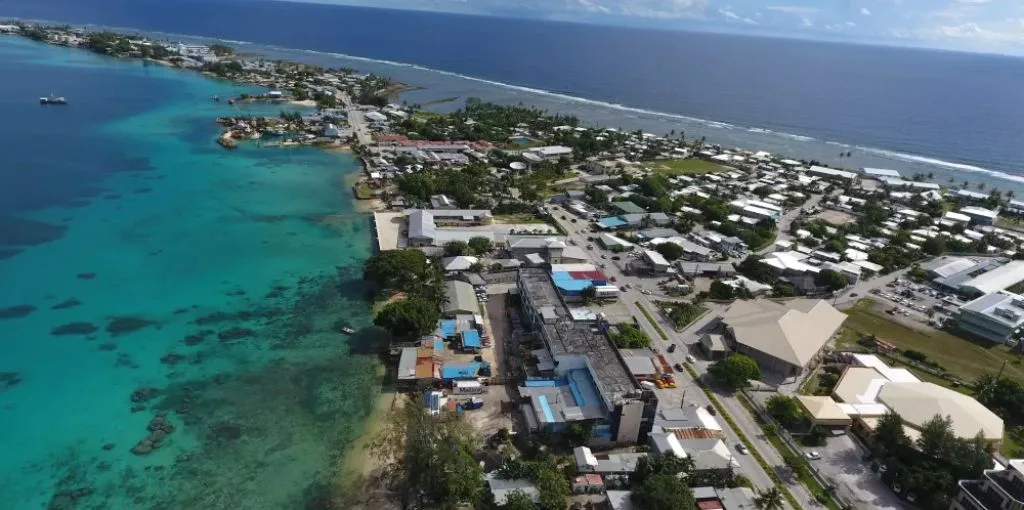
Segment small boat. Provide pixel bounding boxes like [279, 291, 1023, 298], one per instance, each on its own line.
[340, 326, 355, 334]
[40, 95, 67, 105]
[212, 95, 220, 102]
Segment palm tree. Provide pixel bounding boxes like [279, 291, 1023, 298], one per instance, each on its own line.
[756, 487, 784, 509]
[973, 373, 999, 404]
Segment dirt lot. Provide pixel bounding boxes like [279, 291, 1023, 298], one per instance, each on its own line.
[814, 209, 856, 226]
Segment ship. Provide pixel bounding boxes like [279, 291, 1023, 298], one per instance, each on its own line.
[40, 95, 67, 105]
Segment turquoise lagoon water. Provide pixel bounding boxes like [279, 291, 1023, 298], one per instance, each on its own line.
[0, 38, 382, 508]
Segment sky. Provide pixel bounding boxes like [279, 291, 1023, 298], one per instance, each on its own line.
[292, 0, 1024, 54]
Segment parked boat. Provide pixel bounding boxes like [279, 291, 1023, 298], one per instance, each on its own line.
[340, 326, 355, 334]
[40, 95, 67, 105]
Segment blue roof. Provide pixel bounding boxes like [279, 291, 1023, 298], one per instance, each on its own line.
[441, 362, 482, 380]
[598, 216, 628, 228]
[439, 319, 457, 338]
[523, 379, 560, 387]
[462, 330, 481, 349]
[537, 395, 556, 423]
[433, 338, 445, 352]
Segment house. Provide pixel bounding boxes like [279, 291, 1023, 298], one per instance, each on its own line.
[526, 145, 573, 160]
[957, 291, 1024, 344]
[442, 280, 478, 316]
[486, 473, 539, 505]
[719, 299, 847, 376]
[571, 474, 605, 494]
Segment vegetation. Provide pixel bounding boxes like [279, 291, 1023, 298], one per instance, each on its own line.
[636, 301, 670, 341]
[736, 254, 776, 284]
[467, 236, 493, 255]
[373, 297, 441, 341]
[209, 43, 234, 56]
[443, 240, 469, 257]
[871, 411, 992, 510]
[611, 323, 651, 348]
[817, 269, 848, 292]
[370, 399, 482, 509]
[839, 300, 1024, 385]
[755, 487, 785, 509]
[364, 249, 442, 296]
[497, 457, 570, 510]
[708, 354, 761, 390]
[647, 158, 728, 175]
[654, 241, 684, 261]
[658, 301, 708, 330]
[766, 395, 810, 432]
[579, 285, 598, 305]
[633, 473, 697, 510]
[708, 280, 736, 300]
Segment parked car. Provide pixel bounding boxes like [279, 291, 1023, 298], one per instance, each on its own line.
[674, 363, 685, 372]
[736, 443, 747, 454]
[686, 355, 696, 363]
[667, 344, 676, 353]
[706, 405, 717, 416]
[611, 256, 621, 261]
[805, 451, 821, 460]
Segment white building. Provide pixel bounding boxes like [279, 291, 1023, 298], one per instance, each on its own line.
[960, 206, 999, 225]
[807, 165, 858, 181]
[526, 145, 573, 160]
[957, 291, 1024, 344]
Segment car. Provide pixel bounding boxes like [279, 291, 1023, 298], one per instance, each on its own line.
[667, 344, 676, 352]
[674, 363, 684, 372]
[736, 444, 748, 455]
[612, 256, 621, 261]
[561, 215, 567, 220]
[571, 219, 577, 223]
[609, 276, 617, 282]
[586, 245, 594, 250]
[641, 290, 652, 295]
[686, 355, 696, 363]
[601, 254, 608, 259]
[805, 451, 821, 460]
[850, 292, 858, 297]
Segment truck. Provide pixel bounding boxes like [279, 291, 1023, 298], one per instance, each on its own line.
[453, 380, 485, 395]
[463, 397, 484, 410]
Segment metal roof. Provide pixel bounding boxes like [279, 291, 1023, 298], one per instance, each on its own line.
[443, 280, 478, 315]
[721, 299, 846, 369]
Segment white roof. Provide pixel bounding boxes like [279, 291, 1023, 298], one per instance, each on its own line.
[879, 382, 1004, 440]
[808, 165, 858, 180]
[943, 211, 972, 223]
[599, 233, 634, 248]
[862, 167, 902, 178]
[761, 251, 820, 274]
[643, 249, 670, 267]
[442, 256, 479, 271]
[961, 206, 999, 219]
[927, 257, 976, 278]
[962, 260, 1024, 295]
[721, 299, 846, 368]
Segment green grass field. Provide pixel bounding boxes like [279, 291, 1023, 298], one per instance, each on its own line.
[838, 300, 1024, 385]
[493, 213, 547, 225]
[647, 158, 729, 175]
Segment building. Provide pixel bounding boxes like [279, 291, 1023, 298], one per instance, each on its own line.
[485, 473, 539, 505]
[506, 236, 589, 265]
[526, 145, 573, 160]
[719, 299, 847, 376]
[642, 249, 672, 274]
[960, 206, 1000, 225]
[797, 354, 1004, 447]
[517, 268, 656, 445]
[952, 459, 1024, 510]
[692, 486, 759, 510]
[808, 165, 858, 181]
[957, 291, 1024, 344]
[611, 201, 645, 215]
[442, 280, 478, 316]
[550, 263, 619, 301]
[861, 167, 902, 178]
[960, 260, 1024, 297]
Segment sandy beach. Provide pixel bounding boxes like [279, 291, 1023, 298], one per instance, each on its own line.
[335, 388, 406, 509]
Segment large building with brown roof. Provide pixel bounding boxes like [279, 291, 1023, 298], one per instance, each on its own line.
[719, 299, 847, 376]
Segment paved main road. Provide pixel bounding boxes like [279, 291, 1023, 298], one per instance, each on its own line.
[547, 207, 794, 503]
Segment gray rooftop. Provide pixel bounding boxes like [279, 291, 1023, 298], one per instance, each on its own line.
[397, 347, 418, 380]
[638, 227, 680, 239]
[961, 292, 1024, 328]
[518, 268, 639, 411]
[407, 209, 436, 240]
[443, 280, 478, 315]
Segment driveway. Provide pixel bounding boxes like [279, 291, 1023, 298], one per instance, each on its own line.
[804, 434, 905, 510]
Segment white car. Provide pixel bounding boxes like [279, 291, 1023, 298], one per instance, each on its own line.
[685, 355, 696, 363]
[805, 451, 821, 460]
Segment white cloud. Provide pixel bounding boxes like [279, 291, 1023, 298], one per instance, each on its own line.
[860, 7, 871, 16]
[766, 5, 820, 15]
[801, 17, 813, 26]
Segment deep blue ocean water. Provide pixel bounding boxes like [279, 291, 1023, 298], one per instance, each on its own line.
[0, 37, 381, 508]
[3, 0, 1024, 190]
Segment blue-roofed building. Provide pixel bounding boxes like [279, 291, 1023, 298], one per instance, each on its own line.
[441, 362, 482, 381]
[439, 319, 457, 339]
[597, 217, 629, 230]
[461, 330, 482, 351]
[433, 337, 445, 352]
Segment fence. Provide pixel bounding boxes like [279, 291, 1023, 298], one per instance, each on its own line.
[742, 388, 855, 510]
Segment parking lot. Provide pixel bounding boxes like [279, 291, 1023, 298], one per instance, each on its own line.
[868, 277, 964, 327]
[798, 435, 904, 510]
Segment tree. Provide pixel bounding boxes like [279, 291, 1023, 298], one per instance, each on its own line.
[580, 285, 598, 305]
[364, 249, 434, 295]
[564, 420, 594, 448]
[709, 280, 735, 300]
[755, 487, 784, 509]
[370, 399, 482, 508]
[872, 410, 910, 458]
[444, 240, 469, 257]
[737, 255, 776, 283]
[922, 236, 947, 256]
[374, 297, 440, 341]
[708, 354, 761, 390]
[612, 324, 651, 348]
[632, 473, 696, 510]
[917, 414, 954, 459]
[467, 236, 493, 255]
[818, 269, 848, 292]
[655, 242, 684, 261]
[766, 395, 807, 431]
[499, 491, 535, 510]
[209, 43, 234, 56]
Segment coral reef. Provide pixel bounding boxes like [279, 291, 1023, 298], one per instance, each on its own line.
[51, 298, 82, 310]
[50, 322, 99, 336]
[105, 316, 158, 336]
[0, 304, 36, 319]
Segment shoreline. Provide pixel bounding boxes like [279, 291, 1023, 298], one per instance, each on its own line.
[335, 384, 405, 508]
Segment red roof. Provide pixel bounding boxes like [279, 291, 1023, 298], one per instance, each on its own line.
[697, 500, 724, 510]
[569, 270, 607, 280]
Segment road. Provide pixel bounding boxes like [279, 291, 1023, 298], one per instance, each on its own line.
[339, 92, 373, 146]
[546, 206, 790, 502]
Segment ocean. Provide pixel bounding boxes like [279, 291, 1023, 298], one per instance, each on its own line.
[0, 37, 383, 508]
[3, 0, 1024, 192]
